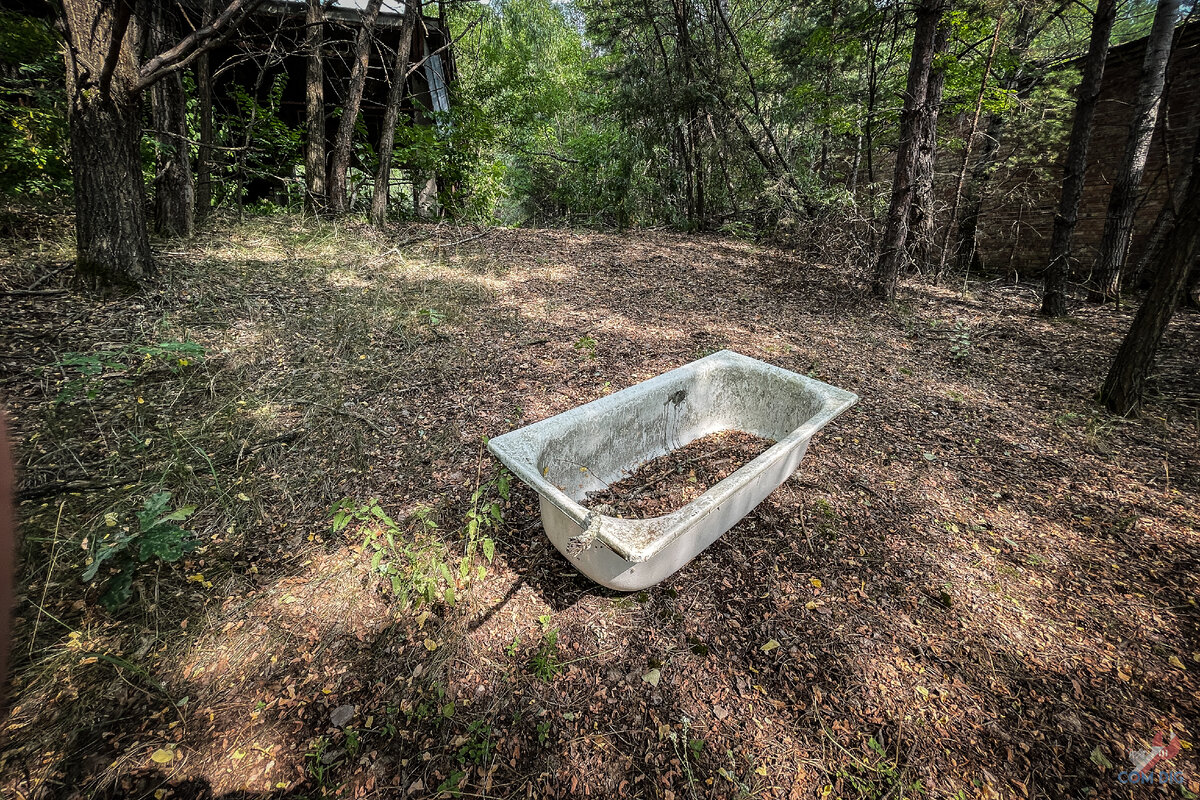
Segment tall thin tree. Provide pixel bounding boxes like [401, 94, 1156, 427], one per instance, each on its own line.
[907, 20, 950, 272]
[936, 13, 1003, 281]
[369, 0, 420, 227]
[1089, 0, 1182, 302]
[305, 0, 326, 212]
[194, 0, 216, 222]
[872, 0, 948, 301]
[148, 1, 194, 237]
[328, 0, 384, 214]
[1040, 0, 1117, 316]
[1098, 124, 1200, 414]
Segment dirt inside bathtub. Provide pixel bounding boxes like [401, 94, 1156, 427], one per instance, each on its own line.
[584, 430, 776, 518]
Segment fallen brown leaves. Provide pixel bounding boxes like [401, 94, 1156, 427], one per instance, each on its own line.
[0, 216, 1197, 799]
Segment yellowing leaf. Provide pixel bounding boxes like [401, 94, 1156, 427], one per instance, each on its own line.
[755, 765, 768, 776]
[1089, 746, 1113, 769]
[805, 601, 818, 610]
[150, 747, 175, 764]
[810, 578, 822, 588]
[915, 686, 929, 699]
[424, 638, 438, 651]
[1168, 655, 1185, 670]
[761, 639, 780, 653]
[642, 668, 661, 687]
[236, 493, 251, 502]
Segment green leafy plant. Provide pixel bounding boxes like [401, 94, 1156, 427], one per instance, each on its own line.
[573, 334, 597, 359]
[332, 464, 508, 609]
[419, 307, 446, 327]
[527, 626, 561, 682]
[457, 720, 494, 766]
[84, 491, 197, 610]
[949, 320, 971, 362]
[305, 735, 336, 788]
[49, 341, 204, 403]
[333, 498, 449, 608]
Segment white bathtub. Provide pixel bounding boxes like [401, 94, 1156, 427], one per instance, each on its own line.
[488, 350, 857, 590]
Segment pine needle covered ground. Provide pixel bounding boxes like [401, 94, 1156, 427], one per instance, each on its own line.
[1, 216, 1197, 799]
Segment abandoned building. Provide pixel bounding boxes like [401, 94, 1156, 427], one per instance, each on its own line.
[963, 20, 1200, 284]
[201, 0, 455, 210]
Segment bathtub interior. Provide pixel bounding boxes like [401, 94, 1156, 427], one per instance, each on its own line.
[535, 356, 828, 503]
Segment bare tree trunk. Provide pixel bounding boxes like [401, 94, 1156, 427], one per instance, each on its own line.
[1128, 120, 1193, 289]
[872, 0, 947, 300]
[369, 0, 418, 227]
[1041, 0, 1117, 317]
[935, 14, 1002, 282]
[60, 0, 260, 288]
[328, 0, 384, 214]
[194, 0, 215, 223]
[1089, 0, 1182, 302]
[148, 3, 193, 237]
[1099, 127, 1200, 414]
[907, 21, 949, 273]
[953, 112, 1004, 276]
[848, 128, 863, 198]
[305, 0, 326, 213]
[62, 0, 155, 287]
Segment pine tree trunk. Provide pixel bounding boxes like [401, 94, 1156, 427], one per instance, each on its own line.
[328, 0, 384, 214]
[1128, 125, 1194, 289]
[148, 3, 194, 237]
[305, 0, 326, 213]
[935, 13, 1002, 282]
[194, 0, 215, 222]
[954, 112, 1005, 274]
[907, 22, 949, 273]
[1041, 0, 1117, 317]
[872, 0, 947, 300]
[62, 0, 155, 287]
[1099, 128, 1200, 414]
[1089, 0, 1181, 302]
[369, 0, 418, 227]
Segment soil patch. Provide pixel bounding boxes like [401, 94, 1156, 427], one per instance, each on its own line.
[585, 429, 775, 517]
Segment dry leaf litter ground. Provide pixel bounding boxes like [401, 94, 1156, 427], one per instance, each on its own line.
[0, 216, 1197, 800]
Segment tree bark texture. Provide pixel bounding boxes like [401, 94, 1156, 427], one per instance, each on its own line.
[906, 21, 950, 273]
[1128, 117, 1195, 289]
[369, 0, 419, 227]
[1099, 126, 1200, 415]
[1089, 0, 1182, 302]
[305, 0, 326, 212]
[148, 2, 194, 237]
[62, 0, 155, 287]
[328, 0, 384, 214]
[872, 0, 947, 300]
[1041, 0, 1118, 316]
[194, 0, 216, 221]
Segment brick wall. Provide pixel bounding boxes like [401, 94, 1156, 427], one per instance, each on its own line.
[951, 20, 1200, 279]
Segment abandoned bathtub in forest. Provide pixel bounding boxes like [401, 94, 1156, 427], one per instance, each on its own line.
[487, 350, 858, 590]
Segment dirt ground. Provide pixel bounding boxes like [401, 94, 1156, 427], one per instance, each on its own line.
[584, 430, 777, 518]
[0, 216, 1197, 800]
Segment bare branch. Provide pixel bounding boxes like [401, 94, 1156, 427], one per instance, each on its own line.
[97, 0, 133, 99]
[135, 0, 264, 91]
